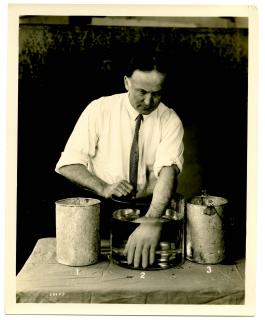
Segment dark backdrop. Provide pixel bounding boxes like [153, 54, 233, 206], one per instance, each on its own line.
[17, 18, 248, 273]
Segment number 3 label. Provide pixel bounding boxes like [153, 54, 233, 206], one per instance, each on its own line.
[206, 266, 212, 273]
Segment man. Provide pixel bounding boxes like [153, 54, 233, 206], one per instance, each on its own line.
[55, 51, 184, 269]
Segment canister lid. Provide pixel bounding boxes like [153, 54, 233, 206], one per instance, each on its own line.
[112, 209, 141, 221]
[55, 197, 101, 207]
[188, 190, 228, 207]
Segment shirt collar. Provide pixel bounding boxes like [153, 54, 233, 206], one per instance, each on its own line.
[125, 93, 139, 120]
[125, 92, 158, 121]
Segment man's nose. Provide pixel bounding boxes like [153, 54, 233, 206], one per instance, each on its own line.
[144, 93, 152, 105]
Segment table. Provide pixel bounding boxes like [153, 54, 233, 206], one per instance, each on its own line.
[16, 238, 245, 304]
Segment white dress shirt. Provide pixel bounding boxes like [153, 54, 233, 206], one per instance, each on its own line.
[55, 93, 184, 197]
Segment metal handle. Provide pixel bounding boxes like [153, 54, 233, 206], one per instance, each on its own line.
[203, 200, 223, 221]
[200, 189, 208, 205]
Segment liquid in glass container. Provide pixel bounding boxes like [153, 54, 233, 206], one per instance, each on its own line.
[111, 208, 184, 270]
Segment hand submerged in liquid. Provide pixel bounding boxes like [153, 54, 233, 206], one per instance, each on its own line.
[123, 217, 162, 269]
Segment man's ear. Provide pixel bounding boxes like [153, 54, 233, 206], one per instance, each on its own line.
[124, 76, 130, 91]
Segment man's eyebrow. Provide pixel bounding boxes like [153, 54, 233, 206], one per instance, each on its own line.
[135, 88, 162, 94]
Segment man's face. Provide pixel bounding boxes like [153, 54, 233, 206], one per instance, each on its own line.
[124, 69, 166, 115]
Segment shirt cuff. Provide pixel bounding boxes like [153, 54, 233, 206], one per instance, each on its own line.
[154, 158, 184, 178]
[55, 150, 89, 173]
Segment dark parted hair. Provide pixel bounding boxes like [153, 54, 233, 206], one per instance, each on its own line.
[125, 48, 170, 77]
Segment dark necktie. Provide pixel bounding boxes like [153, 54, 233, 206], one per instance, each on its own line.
[129, 114, 143, 196]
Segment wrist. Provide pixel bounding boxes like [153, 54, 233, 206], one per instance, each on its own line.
[145, 204, 164, 218]
[85, 176, 108, 198]
[99, 181, 110, 198]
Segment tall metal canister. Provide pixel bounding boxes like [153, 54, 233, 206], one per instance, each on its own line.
[55, 197, 101, 266]
[186, 192, 228, 264]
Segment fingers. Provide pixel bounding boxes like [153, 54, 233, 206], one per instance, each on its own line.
[134, 242, 144, 269]
[124, 239, 151, 269]
[120, 180, 134, 193]
[112, 189, 123, 197]
[104, 180, 133, 198]
[113, 180, 133, 197]
[123, 223, 161, 269]
[124, 237, 135, 266]
[149, 244, 156, 266]
[141, 244, 150, 269]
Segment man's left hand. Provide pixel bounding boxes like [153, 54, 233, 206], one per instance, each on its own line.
[123, 218, 162, 269]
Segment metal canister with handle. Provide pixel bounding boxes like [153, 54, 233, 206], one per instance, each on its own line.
[186, 191, 228, 264]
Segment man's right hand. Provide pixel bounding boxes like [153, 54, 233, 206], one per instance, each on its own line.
[103, 180, 134, 198]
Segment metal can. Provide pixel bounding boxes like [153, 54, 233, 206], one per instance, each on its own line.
[186, 193, 228, 264]
[56, 197, 101, 266]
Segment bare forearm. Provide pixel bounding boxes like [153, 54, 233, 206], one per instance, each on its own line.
[146, 165, 179, 218]
[58, 164, 134, 199]
[58, 164, 107, 197]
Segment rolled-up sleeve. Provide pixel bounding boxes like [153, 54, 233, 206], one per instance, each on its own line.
[153, 110, 184, 177]
[55, 100, 100, 173]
